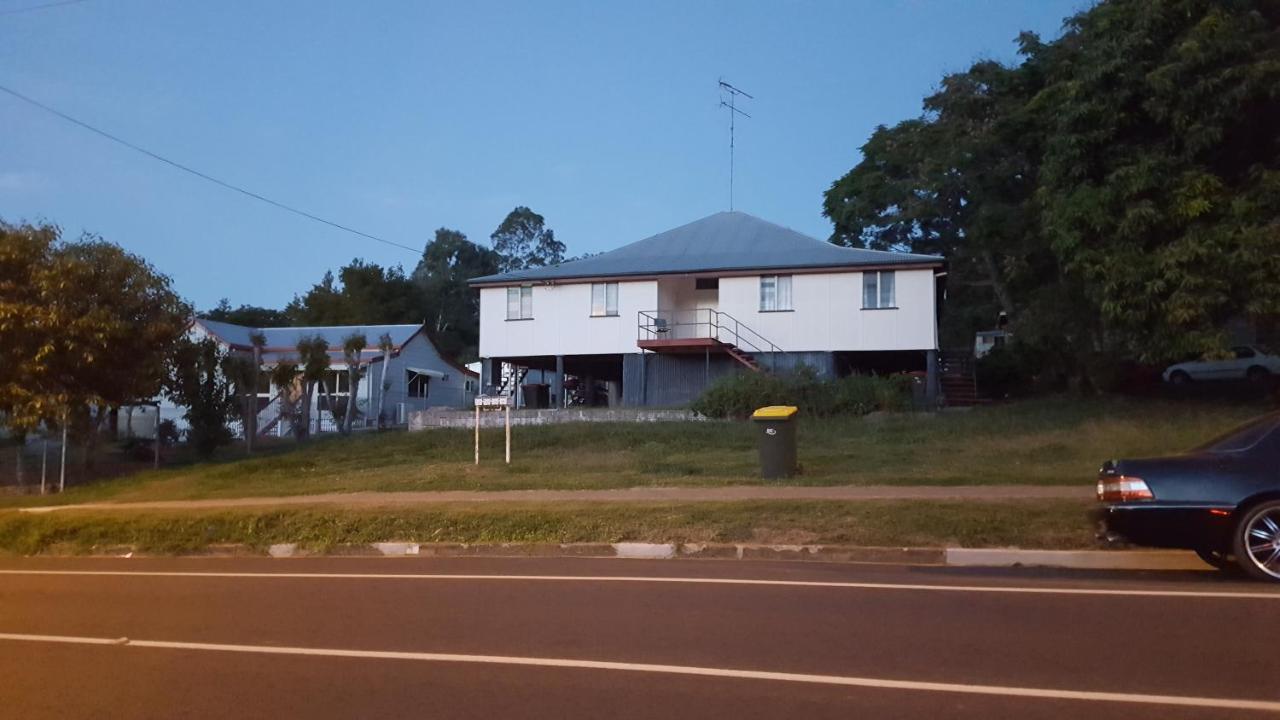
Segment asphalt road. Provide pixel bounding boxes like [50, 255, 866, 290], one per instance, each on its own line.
[1, 556, 1277, 719]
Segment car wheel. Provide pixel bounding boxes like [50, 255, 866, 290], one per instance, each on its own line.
[1246, 366, 1270, 383]
[1169, 370, 1191, 386]
[1232, 500, 1280, 582]
[1194, 547, 1244, 574]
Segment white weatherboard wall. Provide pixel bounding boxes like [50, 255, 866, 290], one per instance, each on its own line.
[479, 280, 658, 358]
[715, 268, 937, 352]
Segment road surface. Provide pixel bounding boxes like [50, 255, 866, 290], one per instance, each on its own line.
[0, 556, 1277, 718]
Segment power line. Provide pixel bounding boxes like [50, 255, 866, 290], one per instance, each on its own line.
[0, 0, 92, 17]
[0, 83, 421, 255]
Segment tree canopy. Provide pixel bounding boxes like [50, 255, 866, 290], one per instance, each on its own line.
[0, 222, 190, 434]
[412, 228, 500, 361]
[824, 0, 1280, 386]
[490, 206, 565, 273]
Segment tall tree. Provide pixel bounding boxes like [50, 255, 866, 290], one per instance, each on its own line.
[339, 332, 368, 435]
[823, 0, 1280, 387]
[295, 335, 331, 440]
[412, 228, 500, 361]
[490, 206, 565, 273]
[202, 299, 289, 327]
[163, 338, 236, 457]
[286, 261, 424, 326]
[1, 223, 189, 462]
[1034, 0, 1280, 363]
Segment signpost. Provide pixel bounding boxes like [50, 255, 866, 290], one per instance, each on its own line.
[474, 395, 513, 465]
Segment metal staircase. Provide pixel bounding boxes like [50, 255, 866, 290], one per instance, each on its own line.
[637, 309, 779, 372]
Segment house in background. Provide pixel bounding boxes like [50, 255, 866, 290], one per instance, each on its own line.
[187, 320, 477, 435]
[469, 211, 945, 407]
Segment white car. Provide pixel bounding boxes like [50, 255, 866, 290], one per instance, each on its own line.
[1163, 345, 1280, 385]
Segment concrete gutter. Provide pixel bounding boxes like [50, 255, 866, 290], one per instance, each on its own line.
[96, 542, 1212, 572]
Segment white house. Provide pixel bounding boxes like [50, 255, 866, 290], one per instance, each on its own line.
[186, 319, 478, 434]
[469, 211, 945, 407]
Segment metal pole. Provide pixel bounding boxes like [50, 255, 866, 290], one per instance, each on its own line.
[504, 404, 511, 464]
[40, 438, 47, 495]
[58, 412, 67, 493]
[153, 403, 160, 470]
[474, 404, 480, 466]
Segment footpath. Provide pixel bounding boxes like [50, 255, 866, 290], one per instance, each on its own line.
[18, 484, 1091, 514]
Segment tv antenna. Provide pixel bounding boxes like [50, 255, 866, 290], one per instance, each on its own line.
[718, 79, 752, 211]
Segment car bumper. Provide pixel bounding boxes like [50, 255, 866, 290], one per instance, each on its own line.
[1094, 503, 1235, 551]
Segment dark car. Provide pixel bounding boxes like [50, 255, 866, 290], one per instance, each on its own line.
[1096, 411, 1280, 582]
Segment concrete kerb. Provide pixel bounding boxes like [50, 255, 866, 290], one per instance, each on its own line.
[50, 542, 1212, 571]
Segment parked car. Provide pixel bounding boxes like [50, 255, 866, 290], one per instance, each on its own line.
[1163, 345, 1280, 385]
[1095, 411, 1280, 581]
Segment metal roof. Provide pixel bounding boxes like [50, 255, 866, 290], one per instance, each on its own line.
[195, 320, 421, 351]
[469, 211, 942, 285]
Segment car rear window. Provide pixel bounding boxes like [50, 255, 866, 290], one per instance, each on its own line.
[1194, 414, 1280, 454]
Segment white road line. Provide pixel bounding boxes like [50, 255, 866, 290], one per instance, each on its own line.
[0, 631, 1276, 712]
[0, 569, 1277, 599]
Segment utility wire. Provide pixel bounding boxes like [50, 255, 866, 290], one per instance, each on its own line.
[0, 0, 92, 17]
[0, 83, 421, 254]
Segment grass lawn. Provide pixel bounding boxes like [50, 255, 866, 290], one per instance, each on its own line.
[0, 499, 1097, 555]
[0, 396, 1263, 507]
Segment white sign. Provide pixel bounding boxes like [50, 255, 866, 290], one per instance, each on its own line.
[474, 395, 513, 409]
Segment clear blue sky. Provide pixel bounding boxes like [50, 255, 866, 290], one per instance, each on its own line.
[1, 0, 1087, 311]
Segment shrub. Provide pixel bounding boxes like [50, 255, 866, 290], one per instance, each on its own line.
[691, 368, 910, 419]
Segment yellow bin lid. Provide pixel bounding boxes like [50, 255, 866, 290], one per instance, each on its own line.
[752, 405, 798, 420]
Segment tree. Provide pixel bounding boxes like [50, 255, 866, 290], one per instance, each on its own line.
[490, 206, 565, 273]
[1, 222, 189, 468]
[269, 361, 301, 440]
[285, 261, 424, 326]
[375, 332, 393, 427]
[0, 222, 59, 469]
[412, 228, 500, 361]
[1033, 0, 1280, 364]
[202, 299, 289, 327]
[164, 338, 236, 457]
[823, 0, 1280, 388]
[295, 335, 331, 440]
[339, 332, 368, 435]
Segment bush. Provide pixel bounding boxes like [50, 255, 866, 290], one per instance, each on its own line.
[691, 368, 909, 419]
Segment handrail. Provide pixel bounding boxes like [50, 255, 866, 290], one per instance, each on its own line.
[637, 308, 781, 370]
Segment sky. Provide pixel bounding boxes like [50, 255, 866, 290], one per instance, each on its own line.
[1, 0, 1088, 312]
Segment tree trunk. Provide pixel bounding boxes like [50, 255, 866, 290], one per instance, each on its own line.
[14, 441, 24, 489]
[319, 378, 344, 435]
[979, 250, 1016, 323]
[377, 349, 391, 427]
[247, 346, 261, 453]
[343, 366, 360, 434]
[297, 382, 313, 441]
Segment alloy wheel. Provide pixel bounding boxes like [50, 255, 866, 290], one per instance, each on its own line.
[1242, 507, 1280, 581]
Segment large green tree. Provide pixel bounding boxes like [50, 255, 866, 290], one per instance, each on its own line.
[824, 0, 1280, 386]
[285, 260, 425, 326]
[202, 299, 289, 327]
[490, 206, 565, 273]
[0, 223, 189, 442]
[412, 228, 500, 361]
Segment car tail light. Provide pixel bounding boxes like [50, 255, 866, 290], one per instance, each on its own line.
[1096, 476, 1155, 502]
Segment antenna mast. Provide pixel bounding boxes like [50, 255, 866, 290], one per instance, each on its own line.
[718, 79, 752, 212]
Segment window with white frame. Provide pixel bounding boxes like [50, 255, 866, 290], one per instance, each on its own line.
[591, 282, 619, 317]
[506, 286, 533, 320]
[759, 275, 793, 311]
[863, 270, 896, 309]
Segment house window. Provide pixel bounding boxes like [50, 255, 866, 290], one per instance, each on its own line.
[591, 282, 619, 317]
[506, 286, 533, 320]
[695, 278, 719, 290]
[863, 271, 896, 309]
[759, 275, 793, 311]
[407, 370, 430, 398]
